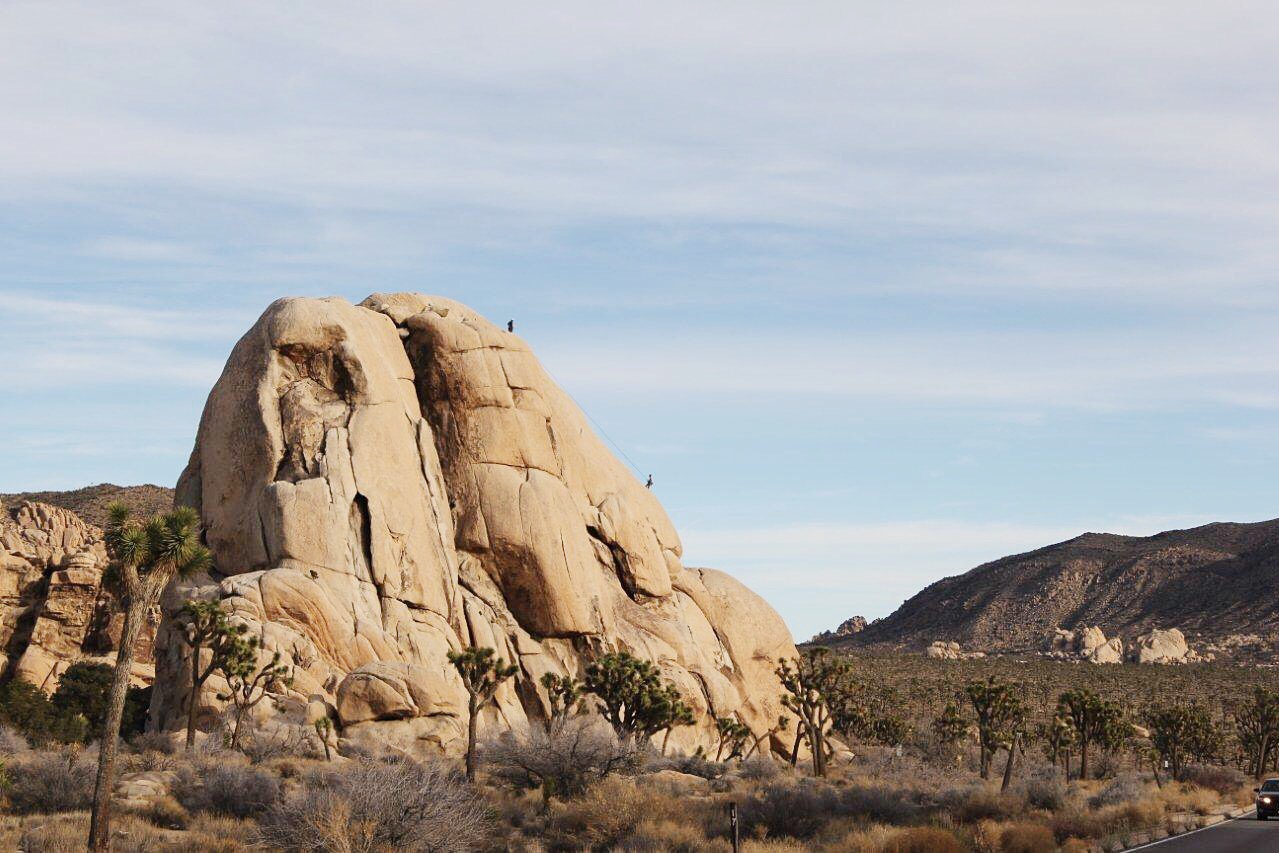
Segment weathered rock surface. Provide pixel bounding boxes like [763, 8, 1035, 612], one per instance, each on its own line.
[809, 615, 868, 643]
[1048, 625, 1123, 664]
[0, 500, 156, 691]
[151, 294, 798, 758]
[1131, 627, 1211, 664]
[925, 640, 985, 660]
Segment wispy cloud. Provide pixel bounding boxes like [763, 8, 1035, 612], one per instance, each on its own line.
[4, 3, 1279, 305]
[541, 324, 1279, 411]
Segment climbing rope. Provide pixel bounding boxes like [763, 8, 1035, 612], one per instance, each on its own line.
[540, 364, 648, 482]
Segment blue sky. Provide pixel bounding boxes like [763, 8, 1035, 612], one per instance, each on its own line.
[3, 2, 1279, 639]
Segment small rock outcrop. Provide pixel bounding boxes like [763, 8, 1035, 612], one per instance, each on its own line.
[151, 294, 799, 758]
[809, 615, 868, 644]
[0, 500, 155, 691]
[925, 640, 985, 660]
[1048, 625, 1123, 664]
[1131, 627, 1211, 664]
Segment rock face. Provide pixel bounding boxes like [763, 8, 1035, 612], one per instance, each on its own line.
[151, 294, 798, 757]
[0, 500, 156, 691]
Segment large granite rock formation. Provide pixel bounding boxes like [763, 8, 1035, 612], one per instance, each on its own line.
[151, 294, 798, 757]
[1, 501, 156, 690]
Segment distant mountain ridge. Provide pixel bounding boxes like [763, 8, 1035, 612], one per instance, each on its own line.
[0, 484, 175, 528]
[832, 518, 1279, 654]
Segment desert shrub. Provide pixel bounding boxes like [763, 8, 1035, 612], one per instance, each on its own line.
[5, 749, 95, 813]
[127, 729, 179, 754]
[1180, 763, 1245, 796]
[738, 779, 920, 840]
[255, 756, 491, 852]
[999, 822, 1056, 853]
[1018, 766, 1067, 811]
[739, 781, 841, 840]
[947, 786, 1023, 823]
[121, 747, 176, 773]
[136, 793, 190, 830]
[0, 725, 29, 755]
[739, 756, 783, 781]
[236, 720, 319, 764]
[545, 775, 708, 850]
[621, 817, 711, 852]
[484, 716, 639, 802]
[1088, 773, 1146, 809]
[0, 679, 87, 745]
[173, 761, 280, 818]
[883, 826, 965, 852]
[660, 751, 727, 780]
[19, 813, 90, 853]
[51, 662, 114, 726]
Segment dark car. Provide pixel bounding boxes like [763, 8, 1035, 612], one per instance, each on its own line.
[1256, 779, 1279, 819]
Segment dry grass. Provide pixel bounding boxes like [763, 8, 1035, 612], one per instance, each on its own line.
[0, 811, 249, 852]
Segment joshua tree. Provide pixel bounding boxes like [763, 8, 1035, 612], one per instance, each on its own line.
[541, 672, 586, 722]
[932, 702, 969, 762]
[1041, 711, 1076, 775]
[218, 632, 292, 751]
[1144, 700, 1219, 782]
[714, 716, 752, 762]
[744, 715, 790, 760]
[1235, 686, 1279, 779]
[89, 504, 211, 853]
[965, 676, 1024, 780]
[776, 646, 849, 777]
[449, 646, 519, 781]
[660, 698, 696, 755]
[176, 599, 245, 751]
[313, 716, 334, 761]
[1058, 688, 1123, 780]
[583, 651, 694, 748]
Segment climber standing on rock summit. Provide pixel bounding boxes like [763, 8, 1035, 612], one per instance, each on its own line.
[646, 474, 653, 489]
[507, 319, 514, 332]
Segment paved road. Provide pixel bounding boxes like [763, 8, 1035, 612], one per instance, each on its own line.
[1131, 811, 1279, 852]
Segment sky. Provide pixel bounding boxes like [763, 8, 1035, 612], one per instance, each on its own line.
[3, 2, 1279, 640]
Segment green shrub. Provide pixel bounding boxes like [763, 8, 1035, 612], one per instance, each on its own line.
[0, 679, 88, 744]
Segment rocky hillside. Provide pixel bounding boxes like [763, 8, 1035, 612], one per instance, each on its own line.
[0, 484, 174, 528]
[833, 518, 1279, 656]
[150, 294, 799, 759]
[1, 500, 156, 690]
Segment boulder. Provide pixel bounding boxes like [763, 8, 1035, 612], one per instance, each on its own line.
[1046, 625, 1122, 664]
[926, 640, 984, 660]
[150, 294, 799, 759]
[1132, 627, 1210, 664]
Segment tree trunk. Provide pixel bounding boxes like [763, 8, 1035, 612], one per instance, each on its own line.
[465, 695, 478, 781]
[810, 722, 826, 777]
[186, 638, 202, 751]
[1080, 739, 1090, 781]
[1000, 734, 1019, 792]
[789, 721, 804, 767]
[230, 702, 246, 750]
[89, 589, 149, 852]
